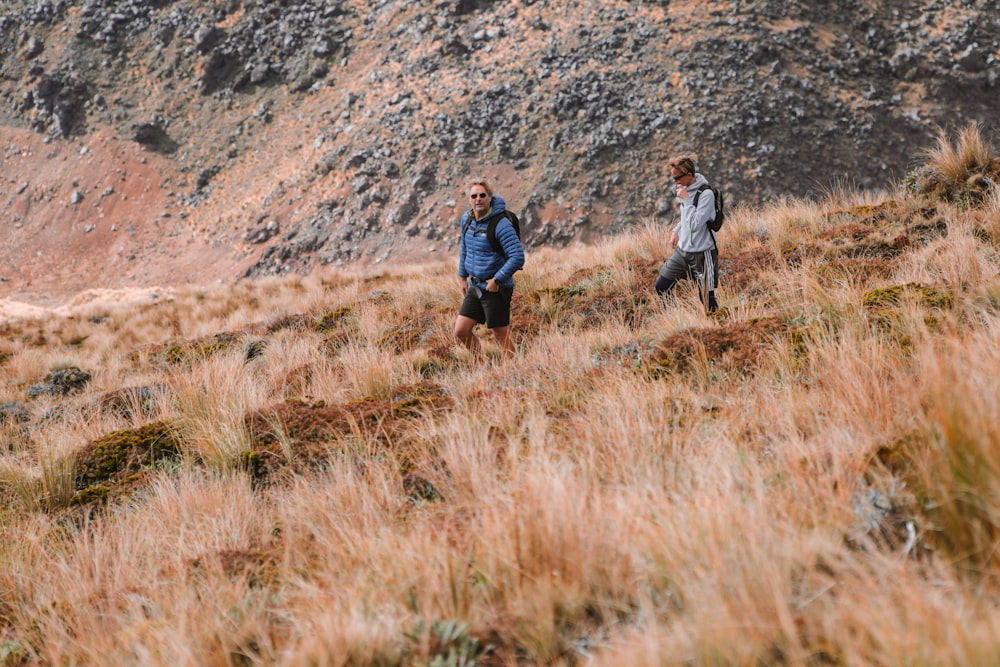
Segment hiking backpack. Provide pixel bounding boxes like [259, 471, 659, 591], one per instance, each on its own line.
[463, 209, 522, 258]
[692, 183, 725, 232]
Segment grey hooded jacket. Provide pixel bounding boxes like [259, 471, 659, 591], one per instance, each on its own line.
[672, 173, 716, 253]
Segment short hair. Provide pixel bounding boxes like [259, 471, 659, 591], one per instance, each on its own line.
[668, 156, 697, 176]
[466, 179, 492, 196]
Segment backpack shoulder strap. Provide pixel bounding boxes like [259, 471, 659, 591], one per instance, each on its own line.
[468, 209, 514, 256]
[485, 212, 506, 256]
[691, 183, 711, 207]
[690, 185, 718, 244]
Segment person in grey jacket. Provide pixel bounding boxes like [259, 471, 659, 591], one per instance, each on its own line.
[454, 178, 525, 357]
[655, 156, 719, 312]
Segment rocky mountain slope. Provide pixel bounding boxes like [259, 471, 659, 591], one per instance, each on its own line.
[0, 0, 997, 303]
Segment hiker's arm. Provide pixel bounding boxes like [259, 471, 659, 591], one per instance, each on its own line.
[457, 218, 469, 280]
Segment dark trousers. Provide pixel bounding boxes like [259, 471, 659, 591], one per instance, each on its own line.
[656, 247, 719, 312]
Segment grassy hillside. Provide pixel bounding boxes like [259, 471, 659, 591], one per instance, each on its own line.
[1, 127, 1000, 665]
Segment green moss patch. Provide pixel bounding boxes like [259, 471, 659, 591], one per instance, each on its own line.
[863, 282, 953, 311]
[521, 263, 659, 335]
[813, 257, 897, 286]
[861, 282, 954, 345]
[71, 421, 182, 507]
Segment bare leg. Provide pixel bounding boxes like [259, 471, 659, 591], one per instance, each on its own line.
[491, 325, 514, 357]
[454, 315, 482, 357]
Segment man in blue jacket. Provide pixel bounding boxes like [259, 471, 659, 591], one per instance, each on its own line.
[454, 179, 525, 358]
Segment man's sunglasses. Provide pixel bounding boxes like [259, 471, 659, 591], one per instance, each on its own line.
[470, 192, 489, 199]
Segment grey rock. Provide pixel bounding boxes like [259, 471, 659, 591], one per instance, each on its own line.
[0, 402, 31, 425]
[26, 367, 92, 399]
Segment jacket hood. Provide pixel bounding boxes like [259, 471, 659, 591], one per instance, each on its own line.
[689, 173, 709, 191]
[489, 194, 507, 213]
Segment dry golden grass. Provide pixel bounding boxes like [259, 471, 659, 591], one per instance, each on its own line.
[1, 130, 1000, 665]
[923, 124, 994, 186]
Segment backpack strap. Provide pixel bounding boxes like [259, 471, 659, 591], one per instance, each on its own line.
[485, 211, 513, 257]
[690, 185, 718, 248]
[463, 210, 511, 257]
[691, 184, 711, 207]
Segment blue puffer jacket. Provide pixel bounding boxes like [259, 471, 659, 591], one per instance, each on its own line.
[457, 194, 525, 289]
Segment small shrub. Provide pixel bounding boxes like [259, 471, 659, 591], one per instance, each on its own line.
[130, 333, 242, 367]
[405, 618, 492, 667]
[94, 385, 165, 421]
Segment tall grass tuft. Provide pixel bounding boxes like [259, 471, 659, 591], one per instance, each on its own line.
[975, 186, 1000, 247]
[923, 123, 994, 184]
[909, 334, 1000, 579]
[168, 353, 267, 470]
[913, 124, 998, 207]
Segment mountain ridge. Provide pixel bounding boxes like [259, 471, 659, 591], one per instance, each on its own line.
[0, 0, 997, 302]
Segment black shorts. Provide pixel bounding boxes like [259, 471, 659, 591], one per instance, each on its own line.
[459, 285, 514, 329]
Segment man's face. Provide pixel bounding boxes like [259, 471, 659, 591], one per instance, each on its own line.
[469, 186, 490, 216]
[671, 170, 694, 188]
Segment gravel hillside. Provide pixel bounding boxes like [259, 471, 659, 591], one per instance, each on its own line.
[0, 0, 997, 300]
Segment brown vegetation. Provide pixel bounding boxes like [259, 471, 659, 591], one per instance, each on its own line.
[0, 127, 998, 664]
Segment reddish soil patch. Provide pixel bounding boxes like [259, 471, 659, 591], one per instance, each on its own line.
[0, 127, 246, 308]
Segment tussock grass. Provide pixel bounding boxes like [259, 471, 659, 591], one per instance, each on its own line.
[909, 332, 1000, 578]
[909, 123, 1000, 209]
[923, 123, 994, 185]
[169, 354, 267, 470]
[0, 129, 999, 664]
[981, 186, 1000, 236]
